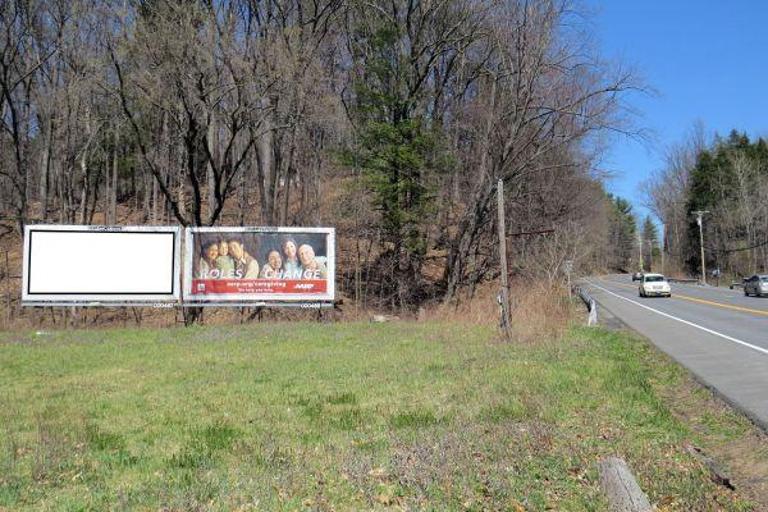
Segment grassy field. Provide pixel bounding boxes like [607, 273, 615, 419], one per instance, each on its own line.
[0, 321, 759, 511]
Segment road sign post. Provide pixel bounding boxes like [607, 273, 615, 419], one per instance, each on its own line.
[564, 259, 573, 298]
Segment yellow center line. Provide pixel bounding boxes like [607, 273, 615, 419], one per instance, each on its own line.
[674, 294, 768, 317]
[594, 276, 768, 317]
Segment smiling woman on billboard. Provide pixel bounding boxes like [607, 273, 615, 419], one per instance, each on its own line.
[184, 227, 335, 303]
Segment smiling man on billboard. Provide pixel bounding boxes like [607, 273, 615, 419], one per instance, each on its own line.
[184, 227, 335, 303]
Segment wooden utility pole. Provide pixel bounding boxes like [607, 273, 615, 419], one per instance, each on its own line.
[694, 210, 709, 284]
[660, 223, 665, 275]
[497, 179, 510, 332]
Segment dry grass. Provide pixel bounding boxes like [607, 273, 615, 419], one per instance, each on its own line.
[422, 279, 576, 343]
[508, 280, 575, 343]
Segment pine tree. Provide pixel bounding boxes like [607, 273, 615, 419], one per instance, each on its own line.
[344, 3, 454, 307]
[642, 216, 659, 271]
[606, 195, 637, 271]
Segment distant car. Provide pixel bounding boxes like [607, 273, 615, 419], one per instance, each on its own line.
[639, 273, 671, 298]
[632, 272, 643, 282]
[743, 275, 768, 297]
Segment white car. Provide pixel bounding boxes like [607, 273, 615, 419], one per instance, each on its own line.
[639, 273, 671, 298]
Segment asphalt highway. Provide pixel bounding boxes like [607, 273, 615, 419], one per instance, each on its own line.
[584, 274, 768, 428]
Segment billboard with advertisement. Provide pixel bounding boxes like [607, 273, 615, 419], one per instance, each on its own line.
[183, 227, 335, 303]
[22, 225, 181, 304]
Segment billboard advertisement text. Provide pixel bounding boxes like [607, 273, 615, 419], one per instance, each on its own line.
[184, 227, 335, 303]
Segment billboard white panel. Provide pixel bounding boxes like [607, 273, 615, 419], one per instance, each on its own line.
[22, 225, 181, 304]
[183, 227, 335, 303]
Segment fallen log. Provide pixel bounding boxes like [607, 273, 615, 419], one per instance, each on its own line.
[597, 457, 652, 512]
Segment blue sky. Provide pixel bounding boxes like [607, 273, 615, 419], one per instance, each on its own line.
[589, 1, 768, 221]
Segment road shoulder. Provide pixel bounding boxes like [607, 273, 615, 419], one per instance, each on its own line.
[605, 326, 768, 510]
[584, 280, 768, 508]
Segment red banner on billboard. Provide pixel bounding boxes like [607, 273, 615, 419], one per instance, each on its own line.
[191, 279, 327, 295]
[183, 227, 335, 303]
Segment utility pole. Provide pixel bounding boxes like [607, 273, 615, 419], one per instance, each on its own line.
[693, 210, 709, 284]
[637, 231, 644, 272]
[660, 223, 665, 276]
[497, 179, 510, 333]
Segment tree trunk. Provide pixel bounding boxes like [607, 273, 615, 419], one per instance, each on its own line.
[206, 113, 216, 221]
[39, 116, 54, 220]
[78, 150, 89, 224]
[444, 181, 494, 300]
[257, 101, 274, 224]
[443, 77, 497, 301]
[109, 138, 118, 223]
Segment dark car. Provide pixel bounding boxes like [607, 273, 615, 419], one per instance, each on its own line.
[632, 272, 643, 282]
[744, 275, 768, 297]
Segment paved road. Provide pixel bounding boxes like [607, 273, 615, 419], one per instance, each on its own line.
[584, 274, 768, 428]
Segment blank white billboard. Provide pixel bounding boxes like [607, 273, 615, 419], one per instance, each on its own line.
[22, 225, 181, 304]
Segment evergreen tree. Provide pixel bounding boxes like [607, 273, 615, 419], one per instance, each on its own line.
[684, 131, 768, 274]
[344, 2, 460, 307]
[642, 216, 659, 271]
[606, 195, 637, 271]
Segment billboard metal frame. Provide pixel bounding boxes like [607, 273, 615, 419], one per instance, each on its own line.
[21, 225, 336, 308]
[22, 225, 182, 306]
[182, 226, 336, 304]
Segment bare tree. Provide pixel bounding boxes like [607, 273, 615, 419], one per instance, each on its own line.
[110, 1, 271, 226]
[0, 0, 59, 232]
[442, 0, 639, 300]
[0, 0, 647, 317]
[643, 122, 707, 273]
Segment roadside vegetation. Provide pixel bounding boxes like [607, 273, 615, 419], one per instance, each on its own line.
[646, 128, 768, 279]
[0, 0, 641, 326]
[1, 319, 763, 511]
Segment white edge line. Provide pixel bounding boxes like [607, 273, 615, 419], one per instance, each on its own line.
[586, 280, 768, 357]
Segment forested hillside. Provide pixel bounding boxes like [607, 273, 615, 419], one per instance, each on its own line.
[646, 129, 768, 279]
[0, 0, 643, 310]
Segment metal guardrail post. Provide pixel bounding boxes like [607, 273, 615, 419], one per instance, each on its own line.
[588, 298, 597, 326]
[575, 286, 598, 326]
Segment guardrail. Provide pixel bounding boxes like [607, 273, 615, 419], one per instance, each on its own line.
[665, 276, 747, 290]
[667, 277, 700, 284]
[574, 286, 597, 326]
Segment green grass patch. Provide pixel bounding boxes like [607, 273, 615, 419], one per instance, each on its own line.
[0, 322, 758, 510]
[389, 409, 440, 429]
